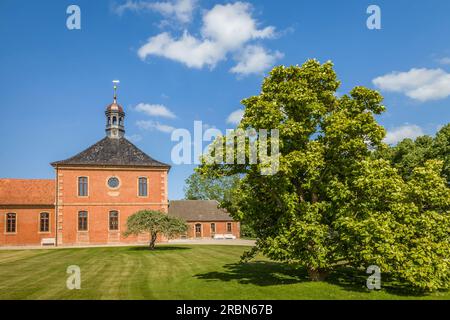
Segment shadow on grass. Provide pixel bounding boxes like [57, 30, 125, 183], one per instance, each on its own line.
[195, 261, 309, 286]
[127, 246, 191, 252]
[195, 261, 431, 297]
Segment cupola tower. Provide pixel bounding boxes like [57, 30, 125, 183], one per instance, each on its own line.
[105, 81, 125, 139]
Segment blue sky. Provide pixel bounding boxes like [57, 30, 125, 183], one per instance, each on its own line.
[1, 0, 449, 199]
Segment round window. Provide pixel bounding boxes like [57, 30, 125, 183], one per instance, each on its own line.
[107, 177, 120, 189]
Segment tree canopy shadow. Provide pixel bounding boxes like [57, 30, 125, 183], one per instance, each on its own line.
[195, 261, 309, 286]
[195, 261, 432, 297]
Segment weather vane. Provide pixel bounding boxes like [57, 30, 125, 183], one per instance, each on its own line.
[112, 80, 120, 103]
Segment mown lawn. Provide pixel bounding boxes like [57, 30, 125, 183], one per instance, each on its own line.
[0, 245, 448, 300]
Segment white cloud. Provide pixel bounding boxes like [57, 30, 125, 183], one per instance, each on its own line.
[150, 0, 196, 24]
[138, 31, 224, 68]
[226, 109, 244, 125]
[114, 0, 196, 24]
[373, 68, 450, 102]
[136, 120, 176, 133]
[384, 124, 424, 145]
[200, 2, 275, 50]
[137, 2, 281, 75]
[135, 103, 176, 118]
[125, 134, 143, 142]
[231, 45, 283, 75]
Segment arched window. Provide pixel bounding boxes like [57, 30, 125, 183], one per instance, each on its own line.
[40, 212, 50, 232]
[109, 211, 119, 230]
[119, 117, 123, 126]
[112, 116, 117, 125]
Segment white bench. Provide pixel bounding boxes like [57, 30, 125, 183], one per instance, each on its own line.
[213, 234, 236, 240]
[41, 238, 56, 246]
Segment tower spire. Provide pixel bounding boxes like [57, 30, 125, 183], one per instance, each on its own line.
[105, 80, 125, 139]
[113, 80, 120, 103]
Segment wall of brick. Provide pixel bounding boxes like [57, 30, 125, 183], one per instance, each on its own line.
[0, 165, 244, 246]
[56, 166, 169, 246]
[0, 207, 55, 245]
[185, 221, 240, 239]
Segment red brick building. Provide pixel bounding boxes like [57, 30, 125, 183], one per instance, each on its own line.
[169, 200, 240, 239]
[0, 94, 239, 247]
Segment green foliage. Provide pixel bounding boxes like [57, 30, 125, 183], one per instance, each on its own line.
[124, 210, 187, 249]
[380, 124, 450, 184]
[184, 170, 257, 238]
[184, 171, 240, 203]
[239, 223, 257, 238]
[199, 60, 450, 291]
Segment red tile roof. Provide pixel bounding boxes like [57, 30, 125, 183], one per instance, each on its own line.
[0, 179, 55, 205]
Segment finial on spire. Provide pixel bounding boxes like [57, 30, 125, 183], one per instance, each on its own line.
[112, 80, 120, 103]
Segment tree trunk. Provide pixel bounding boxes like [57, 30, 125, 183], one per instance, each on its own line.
[149, 232, 157, 250]
[307, 267, 328, 281]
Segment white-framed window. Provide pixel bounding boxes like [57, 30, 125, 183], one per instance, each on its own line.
[138, 177, 148, 197]
[78, 177, 88, 196]
[109, 211, 119, 231]
[107, 176, 120, 189]
[78, 211, 88, 231]
[40, 212, 50, 232]
[6, 213, 16, 233]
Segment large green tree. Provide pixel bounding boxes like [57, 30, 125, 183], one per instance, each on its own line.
[124, 210, 187, 250]
[199, 60, 450, 290]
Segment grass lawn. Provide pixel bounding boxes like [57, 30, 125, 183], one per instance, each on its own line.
[0, 245, 448, 300]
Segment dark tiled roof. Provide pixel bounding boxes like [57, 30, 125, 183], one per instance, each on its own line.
[168, 200, 234, 221]
[51, 137, 170, 168]
[0, 179, 55, 206]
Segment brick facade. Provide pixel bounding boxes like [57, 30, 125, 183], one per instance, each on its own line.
[185, 221, 240, 239]
[55, 167, 169, 246]
[0, 207, 56, 246]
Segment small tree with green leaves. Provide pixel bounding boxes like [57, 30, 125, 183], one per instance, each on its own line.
[124, 210, 187, 250]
